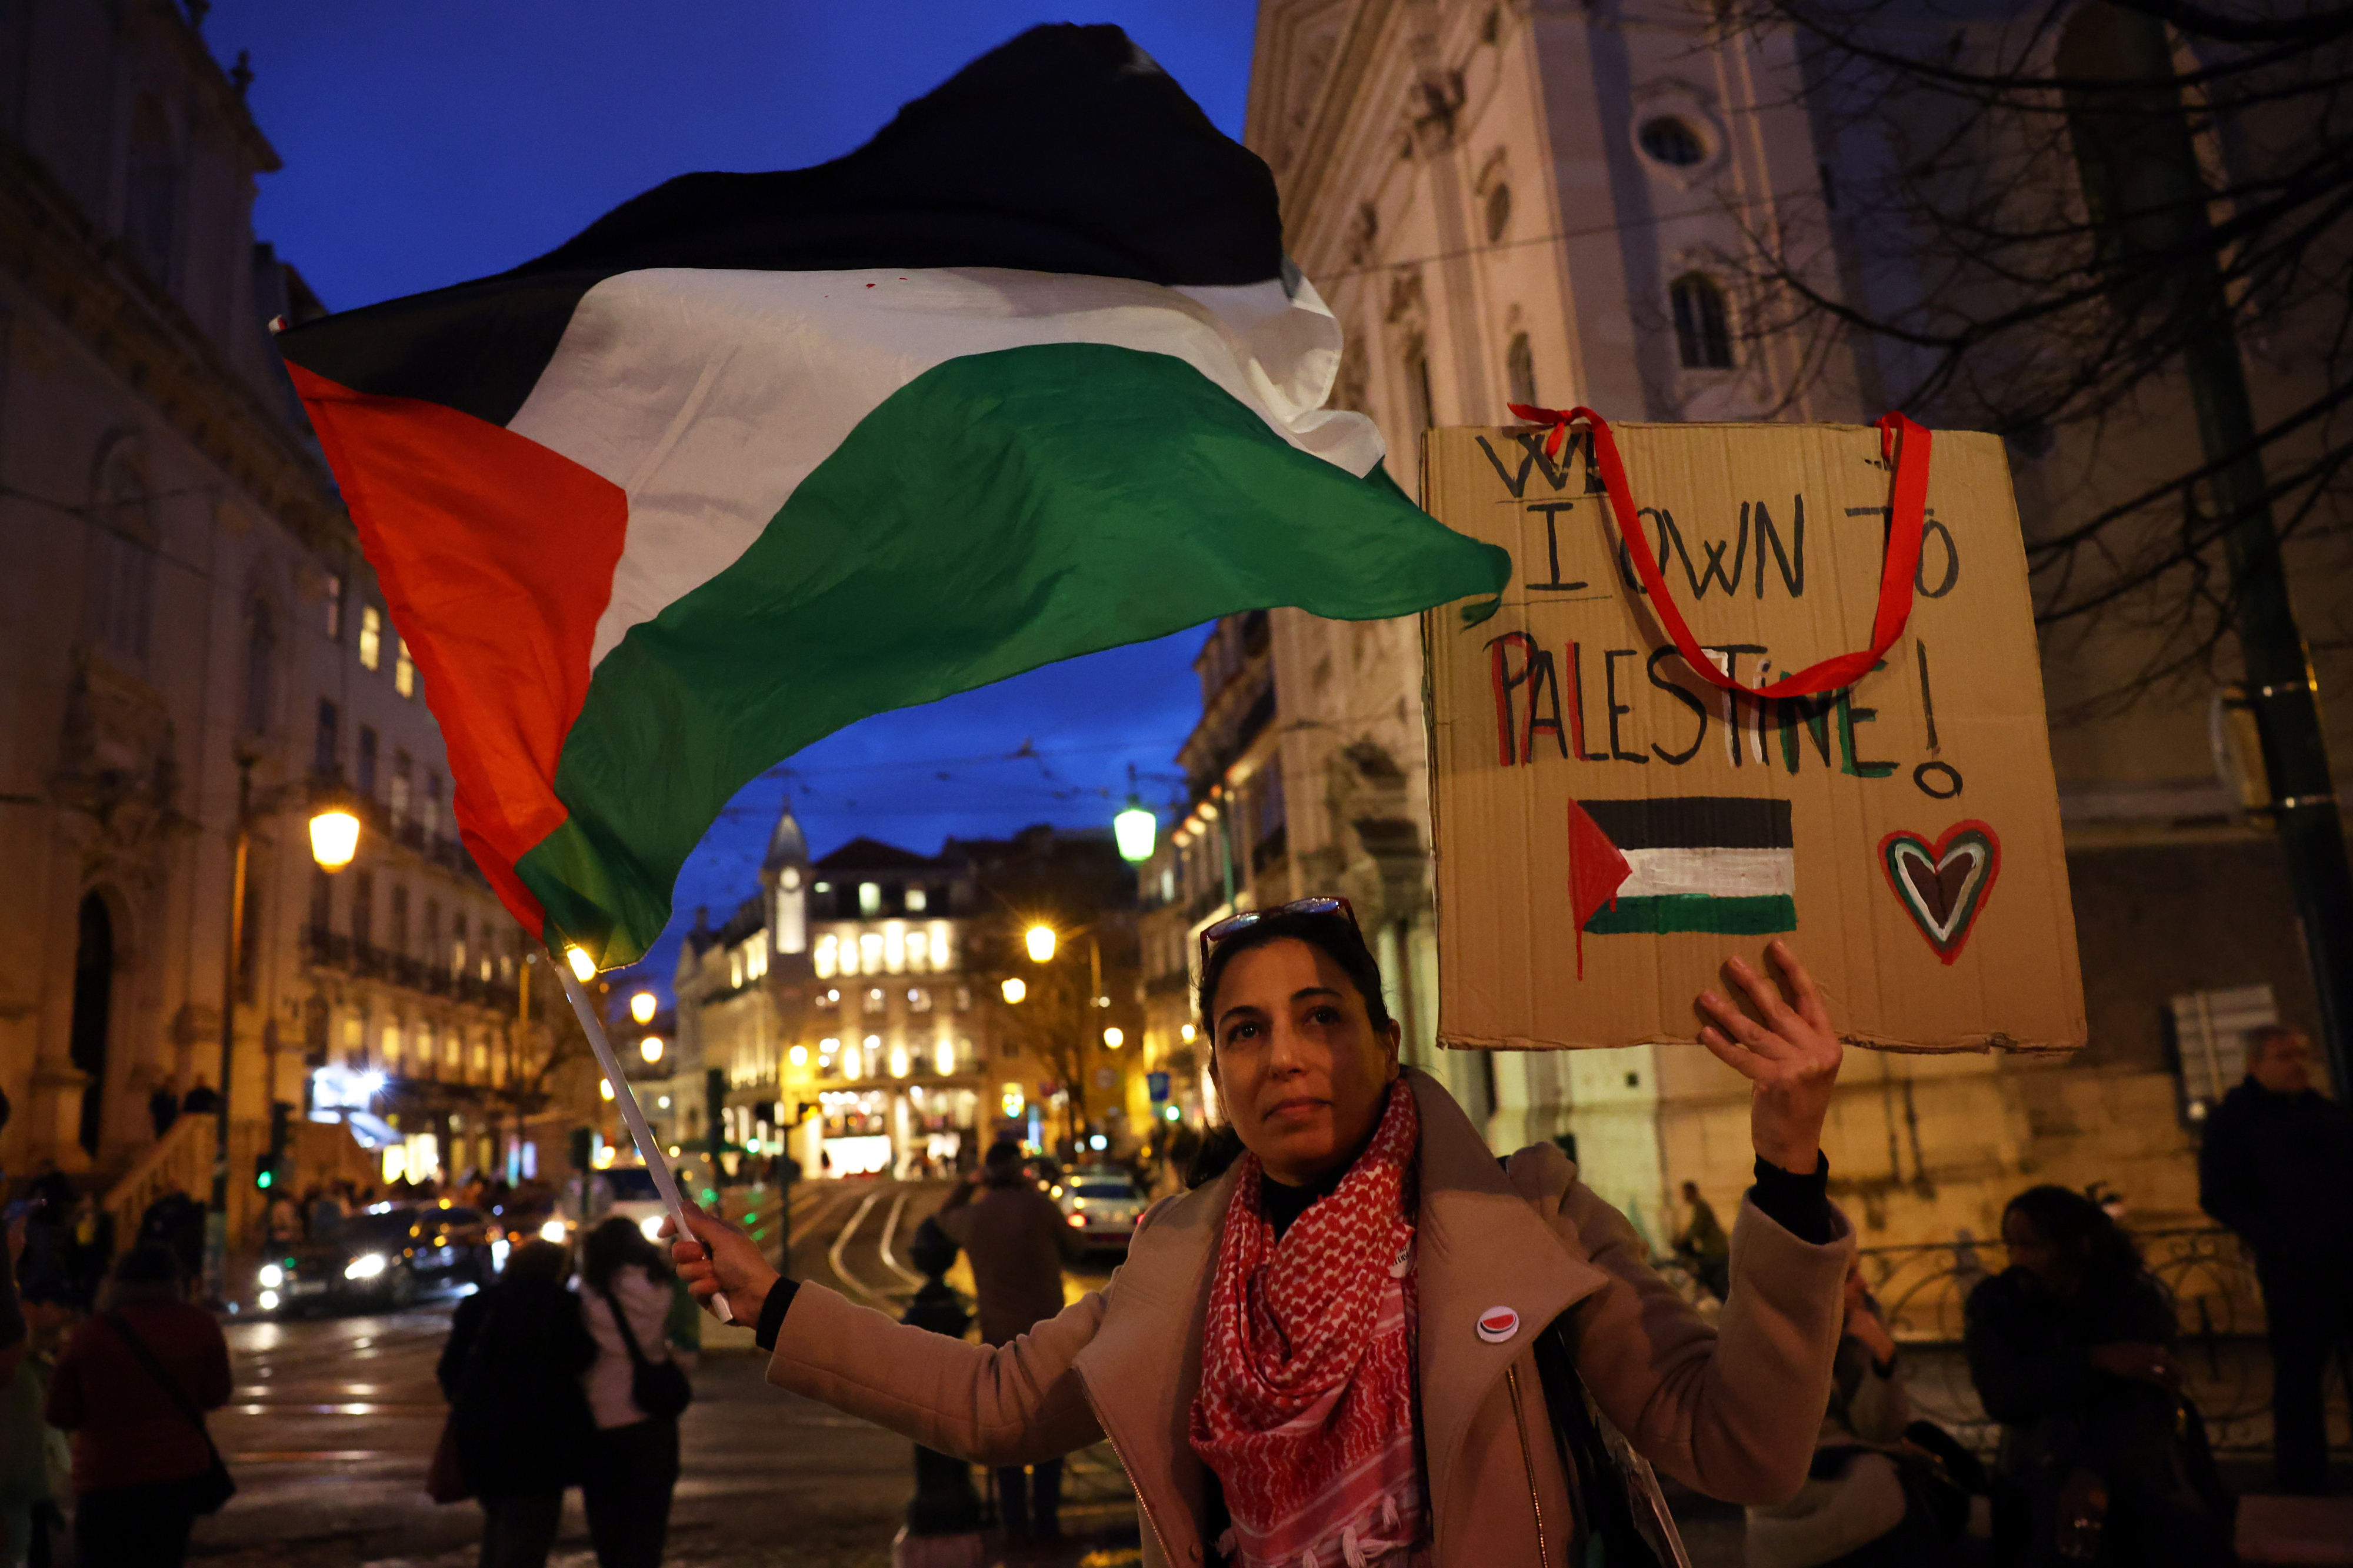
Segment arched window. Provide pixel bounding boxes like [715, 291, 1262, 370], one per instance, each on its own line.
[1507, 332, 1538, 408]
[1639, 116, 1706, 168]
[1670, 274, 1734, 369]
[125, 94, 180, 288]
[88, 456, 156, 666]
[1403, 339, 1434, 430]
[1484, 182, 1512, 243]
[242, 597, 277, 733]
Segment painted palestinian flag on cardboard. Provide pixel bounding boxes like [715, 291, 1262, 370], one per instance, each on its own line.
[1567, 797, 1797, 935]
[277, 25, 1509, 968]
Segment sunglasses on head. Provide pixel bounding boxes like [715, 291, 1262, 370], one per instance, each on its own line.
[1196, 896, 1359, 972]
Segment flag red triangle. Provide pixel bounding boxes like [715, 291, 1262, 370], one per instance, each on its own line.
[1565, 799, 1632, 979]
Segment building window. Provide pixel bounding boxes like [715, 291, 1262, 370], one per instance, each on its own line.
[315, 699, 339, 775]
[909, 987, 932, 1013]
[866, 987, 886, 1016]
[423, 899, 442, 967]
[358, 605, 383, 671]
[422, 772, 444, 838]
[1507, 332, 1538, 409]
[452, 913, 468, 976]
[394, 638, 418, 699]
[382, 1022, 404, 1069]
[1670, 274, 1734, 369]
[242, 599, 276, 733]
[356, 726, 379, 798]
[1639, 116, 1705, 167]
[815, 932, 838, 978]
[389, 752, 413, 826]
[351, 870, 374, 947]
[729, 951, 744, 989]
[324, 572, 344, 641]
[309, 867, 333, 933]
[389, 885, 409, 956]
[860, 932, 883, 973]
[858, 882, 883, 917]
[1403, 340, 1434, 431]
[1484, 182, 1512, 243]
[905, 886, 927, 913]
[124, 94, 180, 287]
[88, 460, 156, 667]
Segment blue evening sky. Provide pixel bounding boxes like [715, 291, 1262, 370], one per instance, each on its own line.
[202, 2, 1260, 997]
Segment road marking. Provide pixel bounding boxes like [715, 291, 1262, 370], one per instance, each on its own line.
[875, 1191, 928, 1287]
[826, 1190, 889, 1303]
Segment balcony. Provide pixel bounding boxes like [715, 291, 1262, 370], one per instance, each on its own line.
[303, 925, 520, 1011]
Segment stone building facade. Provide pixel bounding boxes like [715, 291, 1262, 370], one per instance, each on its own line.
[0, 0, 574, 1216]
[1215, 0, 2345, 1251]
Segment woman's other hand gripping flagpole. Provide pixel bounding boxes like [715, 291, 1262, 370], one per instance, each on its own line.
[551, 949, 737, 1323]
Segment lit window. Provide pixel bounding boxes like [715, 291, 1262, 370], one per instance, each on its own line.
[860, 932, 882, 972]
[909, 988, 932, 1012]
[929, 922, 955, 970]
[866, 987, 885, 1015]
[884, 922, 906, 973]
[394, 638, 417, 699]
[859, 883, 882, 917]
[729, 952, 744, 988]
[358, 605, 383, 670]
[888, 1043, 909, 1079]
[905, 887, 927, 913]
[934, 1040, 955, 1076]
[324, 572, 344, 640]
[1639, 115, 1705, 167]
[814, 933, 838, 978]
[906, 929, 929, 970]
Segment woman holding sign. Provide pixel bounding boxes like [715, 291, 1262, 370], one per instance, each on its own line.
[673, 903, 1852, 1568]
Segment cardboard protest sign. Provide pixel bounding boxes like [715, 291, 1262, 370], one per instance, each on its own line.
[1422, 416, 2084, 1053]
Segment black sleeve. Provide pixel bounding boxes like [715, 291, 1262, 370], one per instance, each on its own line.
[754, 1277, 800, 1353]
[436, 1295, 482, 1401]
[1747, 1153, 1835, 1245]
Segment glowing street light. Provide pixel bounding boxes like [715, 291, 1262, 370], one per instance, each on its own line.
[639, 1036, 664, 1064]
[567, 946, 597, 980]
[1181, 1023, 1197, 1043]
[1001, 977, 1026, 1005]
[599, 1077, 616, 1101]
[1114, 798, 1156, 863]
[1025, 925, 1057, 963]
[630, 992, 658, 1025]
[1102, 1027, 1124, 1048]
[308, 804, 361, 871]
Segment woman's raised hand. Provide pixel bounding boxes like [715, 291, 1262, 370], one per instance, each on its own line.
[1695, 938, 1843, 1175]
[664, 1198, 781, 1325]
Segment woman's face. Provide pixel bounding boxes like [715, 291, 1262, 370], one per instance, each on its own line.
[2001, 1209, 2081, 1296]
[1208, 937, 1401, 1187]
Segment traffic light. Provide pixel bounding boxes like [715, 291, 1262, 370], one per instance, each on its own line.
[254, 1152, 278, 1190]
[568, 1126, 595, 1173]
[256, 1101, 294, 1190]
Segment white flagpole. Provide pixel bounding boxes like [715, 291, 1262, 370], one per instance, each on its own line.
[552, 953, 736, 1324]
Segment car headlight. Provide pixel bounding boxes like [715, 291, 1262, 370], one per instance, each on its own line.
[639, 1215, 665, 1243]
[257, 1289, 279, 1310]
[257, 1264, 284, 1289]
[539, 1218, 568, 1243]
[345, 1252, 388, 1280]
[1066, 1212, 1085, 1229]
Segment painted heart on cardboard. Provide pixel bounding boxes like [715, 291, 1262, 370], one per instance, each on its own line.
[1878, 821, 2001, 965]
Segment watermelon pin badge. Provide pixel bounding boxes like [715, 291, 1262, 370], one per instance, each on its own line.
[1476, 1306, 1520, 1344]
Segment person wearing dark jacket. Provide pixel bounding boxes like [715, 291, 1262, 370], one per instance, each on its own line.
[1965, 1186, 2232, 1567]
[438, 1239, 597, 1568]
[44, 1245, 232, 1567]
[2198, 1023, 2353, 1495]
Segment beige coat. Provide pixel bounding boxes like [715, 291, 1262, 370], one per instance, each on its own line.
[768, 1069, 1852, 1568]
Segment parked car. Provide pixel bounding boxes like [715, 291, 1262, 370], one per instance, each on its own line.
[254, 1204, 471, 1315]
[536, 1166, 671, 1246]
[1054, 1166, 1146, 1253]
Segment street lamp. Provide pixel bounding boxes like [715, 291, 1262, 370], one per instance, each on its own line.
[1103, 1027, 1123, 1048]
[1001, 977, 1026, 1005]
[1025, 925, 1057, 963]
[206, 756, 372, 1302]
[1114, 798, 1156, 863]
[630, 991, 658, 1026]
[639, 1036, 664, 1064]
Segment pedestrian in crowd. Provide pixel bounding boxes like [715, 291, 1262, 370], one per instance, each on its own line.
[675, 909, 1855, 1568]
[62, 1196, 113, 1311]
[1676, 1177, 1734, 1303]
[1747, 1259, 1978, 1567]
[264, 1187, 304, 1248]
[578, 1217, 688, 1568]
[2198, 1022, 2353, 1496]
[146, 1079, 179, 1141]
[0, 1205, 38, 1568]
[136, 1189, 206, 1289]
[1965, 1185, 2233, 1566]
[928, 1139, 1085, 1543]
[438, 1239, 596, 1568]
[44, 1245, 232, 1568]
[178, 1078, 219, 1118]
[308, 1183, 346, 1245]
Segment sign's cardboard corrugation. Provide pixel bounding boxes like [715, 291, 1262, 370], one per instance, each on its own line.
[1421, 422, 2085, 1054]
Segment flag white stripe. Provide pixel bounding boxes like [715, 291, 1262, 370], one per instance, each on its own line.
[1617, 847, 1795, 900]
[503, 266, 1381, 668]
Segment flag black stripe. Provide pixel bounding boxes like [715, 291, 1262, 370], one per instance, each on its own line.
[277, 25, 1282, 429]
[1578, 796, 1794, 851]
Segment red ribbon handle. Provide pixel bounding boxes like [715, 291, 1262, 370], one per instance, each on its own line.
[1505, 403, 1931, 700]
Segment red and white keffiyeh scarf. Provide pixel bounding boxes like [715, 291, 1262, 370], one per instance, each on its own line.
[1189, 1079, 1424, 1568]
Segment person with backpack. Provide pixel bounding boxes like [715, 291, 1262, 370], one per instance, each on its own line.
[577, 1217, 689, 1568]
[438, 1239, 596, 1568]
[43, 1246, 232, 1567]
[674, 906, 1856, 1568]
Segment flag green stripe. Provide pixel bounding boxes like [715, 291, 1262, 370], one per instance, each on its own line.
[515, 341, 1509, 963]
[1584, 894, 1798, 936]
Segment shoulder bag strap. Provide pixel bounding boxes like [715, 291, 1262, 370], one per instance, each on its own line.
[598, 1281, 655, 1372]
[101, 1313, 222, 1456]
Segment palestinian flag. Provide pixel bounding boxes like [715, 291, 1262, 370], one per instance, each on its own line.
[278, 25, 1509, 968]
[1567, 797, 1797, 937]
